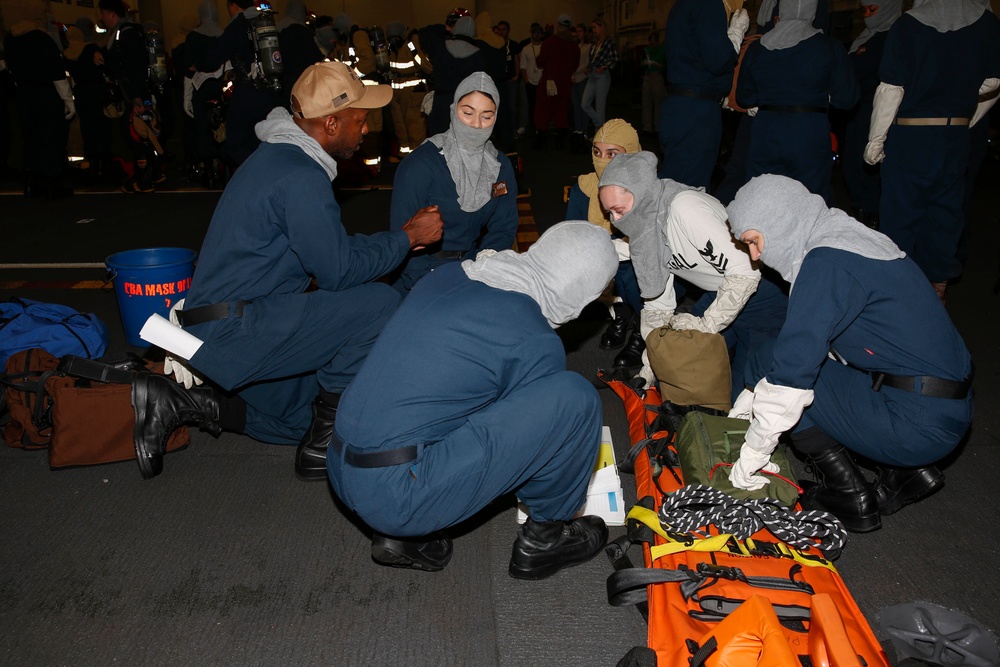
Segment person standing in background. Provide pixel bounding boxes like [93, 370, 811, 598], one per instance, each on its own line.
[518, 23, 544, 138]
[569, 23, 591, 150]
[4, 0, 74, 199]
[580, 19, 618, 134]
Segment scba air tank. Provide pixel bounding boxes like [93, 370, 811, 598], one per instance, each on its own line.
[252, 9, 283, 92]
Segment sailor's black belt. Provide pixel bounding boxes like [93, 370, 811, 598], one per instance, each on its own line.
[871, 371, 972, 400]
[331, 432, 419, 468]
[176, 300, 249, 327]
[895, 117, 970, 127]
[431, 250, 467, 260]
[759, 104, 828, 114]
[666, 86, 723, 102]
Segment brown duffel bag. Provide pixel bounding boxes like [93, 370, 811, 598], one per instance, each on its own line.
[2, 349, 189, 469]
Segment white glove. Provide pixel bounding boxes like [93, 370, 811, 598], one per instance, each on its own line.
[728, 387, 754, 419]
[667, 312, 715, 333]
[420, 91, 434, 116]
[163, 355, 204, 390]
[164, 299, 205, 390]
[54, 79, 75, 120]
[727, 9, 750, 52]
[971, 77, 1000, 128]
[742, 377, 814, 459]
[183, 77, 195, 118]
[746, 106, 758, 117]
[612, 238, 631, 261]
[729, 444, 781, 491]
[865, 82, 904, 165]
[669, 273, 760, 334]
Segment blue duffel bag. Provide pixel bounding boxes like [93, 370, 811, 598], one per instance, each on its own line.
[0, 298, 109, 370]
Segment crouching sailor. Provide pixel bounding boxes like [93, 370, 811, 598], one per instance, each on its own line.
[725, 175, 973, 533]
[328, 221, 618, 578]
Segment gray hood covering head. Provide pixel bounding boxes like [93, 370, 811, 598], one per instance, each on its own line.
[428, 72, 501, 213]
[727, 175, 904, 286]
[598, 152, 696, 299]
[277, 0, 308, 31]
[850, 0, 903, 52]
[446, 16, 480, 57]
[255, 107, 339, 182]
[757, 0, 779, 26]
[462, 221, 618, 328]
[908, 0, 986, 33]
[761, 0, 823, 50]
[193, 0, 222, 37]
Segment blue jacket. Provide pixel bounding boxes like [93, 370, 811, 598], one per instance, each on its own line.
[389, 140, 517, 288]
[768, 248, 971, 391]
[187, 141, 411, 309]
[664, 0, 738, 96]
[337, 263, 564, 449]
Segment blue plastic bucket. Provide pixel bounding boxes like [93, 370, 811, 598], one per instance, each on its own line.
[106, 247, 197, 347]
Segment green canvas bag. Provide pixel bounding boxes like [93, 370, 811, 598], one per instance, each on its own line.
[675, 411, 801, 508]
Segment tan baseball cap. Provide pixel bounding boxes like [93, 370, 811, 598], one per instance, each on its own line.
[289, 61, 392, 119]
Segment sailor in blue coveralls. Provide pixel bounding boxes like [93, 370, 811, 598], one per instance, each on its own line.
[657, 0, 749, 187]
[327, 221, 619, 578]
[129, 62, 443, 479]
[389, 72, 518, 294]
[726, 176, 973, 533]
[736, 0, 859, 205]
[864, 0, 1000, 301]
[840, 0, 903, 228]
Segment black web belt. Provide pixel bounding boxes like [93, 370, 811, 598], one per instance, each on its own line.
[176, 300, 250, 327]
[431, 250, 467, 260]
[871, 371, 972, 400]
[330, 432, 419, 468]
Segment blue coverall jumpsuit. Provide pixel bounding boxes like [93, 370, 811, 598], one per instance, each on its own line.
[328, 263, 602, 538]
[746, 248, 972, 467]
[389, 141, 518, 293]
[184, 142, 411, 444]
[877, 11, 1000, 283]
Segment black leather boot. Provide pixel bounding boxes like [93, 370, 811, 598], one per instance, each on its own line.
[294, 392, 339, 482]
[371, 533, 454, 572]
[600, 303, 633, 350]
[804, 446, 881, 533]
[131, 373, 222, 479]
[876, 466, 944, 516]
[613, 327, 645, 370]
[508, 516, 608, 580]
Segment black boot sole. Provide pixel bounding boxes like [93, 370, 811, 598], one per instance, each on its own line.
[878, 473, 945, 516]
[130, 373, 162, 480]
[508, 545, 605, 580]
[371, 536, 452, 572]
[294, 465, 328, 482]
[837, 513, 882, 533]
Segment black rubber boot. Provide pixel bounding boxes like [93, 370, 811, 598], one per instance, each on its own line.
[803, 445, 881, 533]
[131, 373, 222, 479]
[294, 392, 339, 482]
[600, 303, 633, 350]
[613, 326, 645, 370]
[508, 516, 608, 580]
[876, 466, 945, 515]
[371, 533, 454, 572]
